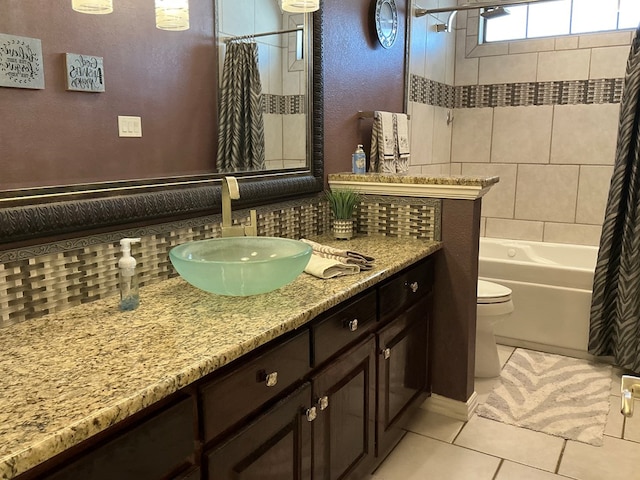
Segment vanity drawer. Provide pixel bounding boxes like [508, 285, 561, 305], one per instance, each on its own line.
[312, 290, 377, 366]
[200, 330, 310, 444]
[379, 259, 433, 323]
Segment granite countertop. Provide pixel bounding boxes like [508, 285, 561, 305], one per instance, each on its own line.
[328, 172, 500, 188]
[0, 236, 441, 479]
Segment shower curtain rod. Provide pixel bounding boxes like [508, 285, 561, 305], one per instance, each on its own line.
[224, 27, 303, 42]
[415, 0, 559, 16]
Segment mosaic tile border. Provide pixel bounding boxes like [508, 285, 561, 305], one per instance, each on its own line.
[263, 94, 306, 114]
[0, 194, 441, 328]
[356, 195, 441, 241]
[410, 74, 624, 109]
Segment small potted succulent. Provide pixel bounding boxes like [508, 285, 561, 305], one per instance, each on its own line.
[325, 188, 361, 240]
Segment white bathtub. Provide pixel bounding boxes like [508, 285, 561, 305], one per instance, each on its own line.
[478, 238, 599, 357]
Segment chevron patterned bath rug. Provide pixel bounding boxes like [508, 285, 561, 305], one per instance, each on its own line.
[476, 348, 612, 446]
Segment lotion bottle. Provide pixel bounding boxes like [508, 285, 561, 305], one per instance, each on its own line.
[118, 238, 141, 311]
[352, 144, 366, 174]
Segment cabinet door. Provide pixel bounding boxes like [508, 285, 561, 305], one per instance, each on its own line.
[377, 297, 429, 458]
[312, 336, 376, 480]
[205, 383, 313, 480]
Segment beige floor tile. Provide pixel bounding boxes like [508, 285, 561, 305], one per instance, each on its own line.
[454, 416, 564, 472]
[473, 346, 513, 406]
[371, 432, 500, 480]
[404, 409, 465, 443]
[559, 435, 640, 480]
[496, 461, 570, 479]
[498, 344, 515, 368]
[474, 376, 503, 405]
[624, 401, 640, 443]
[604, 395, 624, 438]
[610, 367, 624, 397]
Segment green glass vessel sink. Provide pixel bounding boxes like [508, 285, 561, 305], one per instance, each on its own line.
[169, 237, 312, 296]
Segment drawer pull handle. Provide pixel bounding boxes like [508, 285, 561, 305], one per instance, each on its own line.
[317, 396, 330, 411]
[306, 406, 318, 422]
[408, 281, 419, 293]
[382, 348, 391, 360]
[265, 372, 278, 387]
[348, 319, 358, 332]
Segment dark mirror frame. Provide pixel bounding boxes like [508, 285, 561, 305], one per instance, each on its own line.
[0, 10, 323, 248]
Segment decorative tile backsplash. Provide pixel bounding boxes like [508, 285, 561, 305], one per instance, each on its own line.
[0, 194, 441, 328]
[410, 74, 624, 109]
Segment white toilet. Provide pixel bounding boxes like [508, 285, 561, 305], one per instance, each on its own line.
[475, 280, 514, 378]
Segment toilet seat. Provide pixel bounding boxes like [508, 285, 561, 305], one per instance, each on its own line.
[477, 279, 512, 304]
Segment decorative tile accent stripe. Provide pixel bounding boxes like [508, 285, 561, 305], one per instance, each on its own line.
[0, 194, 440, 328]
[410, 74, 624, 109]
[410, 74, 456, 109]
[263, 94, 306, 114]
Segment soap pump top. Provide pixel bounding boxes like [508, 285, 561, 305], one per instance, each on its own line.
[119, 238, 141, 311]
[119, 238, 141, 270]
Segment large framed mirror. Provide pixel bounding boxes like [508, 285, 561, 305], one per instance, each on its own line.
[0, 1, 323, 246]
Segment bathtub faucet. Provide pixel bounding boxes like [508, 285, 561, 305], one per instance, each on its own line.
[621, 375, 640, 417]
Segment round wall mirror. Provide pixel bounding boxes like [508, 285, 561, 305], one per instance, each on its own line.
[375, 0, 398, 49]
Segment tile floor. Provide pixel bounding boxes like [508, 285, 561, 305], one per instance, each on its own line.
[371, 345, 640, 480]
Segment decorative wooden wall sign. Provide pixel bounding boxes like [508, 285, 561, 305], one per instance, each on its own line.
[65, 53, 105, 92]
[0, 33, 45, 89]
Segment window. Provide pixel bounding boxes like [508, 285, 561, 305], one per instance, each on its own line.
[483, 0, 640, 43]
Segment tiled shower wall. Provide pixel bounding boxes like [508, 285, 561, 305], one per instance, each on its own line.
[407, 1, 456, 175]
[450, 9, 632, 246]
[0, 195, 440, 328]
[407, 5, 632, 245]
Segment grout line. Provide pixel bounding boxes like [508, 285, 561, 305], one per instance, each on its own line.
[555, 439, 568, 474]
[491, 458, 504, 480]
[452, 418, 470, 445]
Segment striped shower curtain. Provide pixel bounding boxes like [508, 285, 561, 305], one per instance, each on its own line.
[589, 25, 640, 374]
[217, 41, 265, 172]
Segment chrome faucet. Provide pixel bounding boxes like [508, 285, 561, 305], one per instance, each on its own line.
[621, 375, 640, 417]
[221, 176, 257, 238]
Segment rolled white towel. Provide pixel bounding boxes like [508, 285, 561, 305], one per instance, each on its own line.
[304, 254, 361, 279]
[300, 239, 375, 270]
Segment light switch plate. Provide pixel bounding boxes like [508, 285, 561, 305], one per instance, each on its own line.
[118, 116, 142, 137]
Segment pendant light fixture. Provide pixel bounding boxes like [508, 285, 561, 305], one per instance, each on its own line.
[281, 0, 320, 13]
[155, 0, 190, 31]
[71, 0, 113, 14]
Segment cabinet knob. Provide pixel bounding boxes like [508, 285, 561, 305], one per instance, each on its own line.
[317, 396, 330, 411]
[265, 371, 278, 387]
[347, 319, 358, 332]
[382, 348, 391, 360]
[306, 406, 318, 422]
[407, 281, 419, 293]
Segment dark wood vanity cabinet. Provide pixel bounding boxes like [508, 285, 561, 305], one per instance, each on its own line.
[17, 258, 433, 480]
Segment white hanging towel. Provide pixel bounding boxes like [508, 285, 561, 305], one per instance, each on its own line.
[395, 113, 410, 174]
[370, 111, 410, 174]
[370, 111, 395, 173]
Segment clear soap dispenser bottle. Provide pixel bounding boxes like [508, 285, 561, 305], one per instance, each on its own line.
[118, 238, 141, 311]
